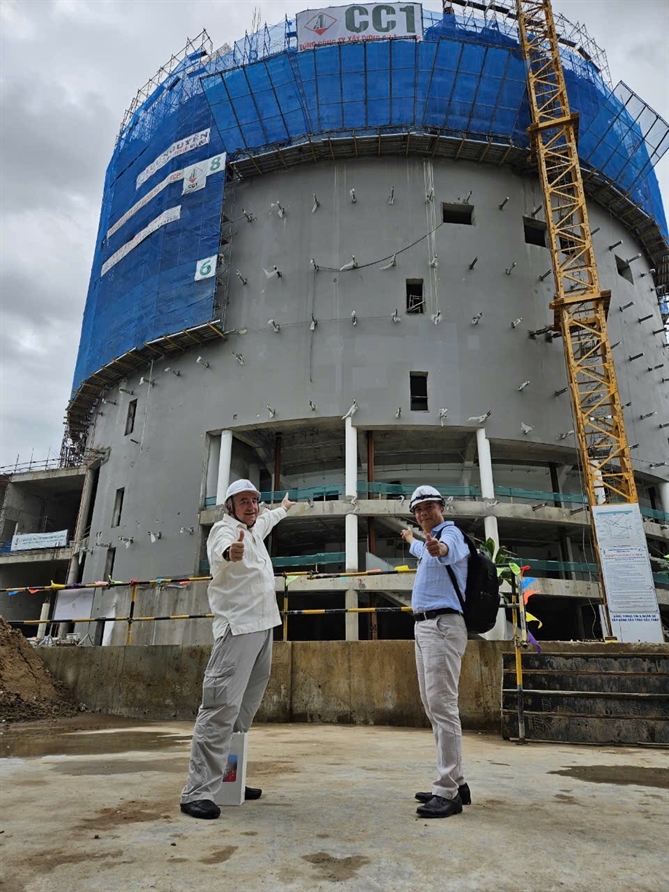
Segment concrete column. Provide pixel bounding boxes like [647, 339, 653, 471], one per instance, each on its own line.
[345, 418, 358, 637]
[659, 481, 669, 515]
[206, 434, 221, 500]
[37, 596, 51, 638]
[476, 427, 509, 640]
[345, 589, 359, 641]
[216, 430, 233, 505]
[66, 466, 96, 585]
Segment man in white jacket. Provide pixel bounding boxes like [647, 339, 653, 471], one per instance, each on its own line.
[180, 479, 295, 819]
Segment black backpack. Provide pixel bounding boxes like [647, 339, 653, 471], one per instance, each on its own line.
[444, 530, 500, 634]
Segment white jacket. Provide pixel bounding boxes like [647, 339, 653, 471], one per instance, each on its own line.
[206, 506, 287, 640]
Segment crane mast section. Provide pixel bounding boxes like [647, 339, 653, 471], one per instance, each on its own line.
[515, 0, 637, 506]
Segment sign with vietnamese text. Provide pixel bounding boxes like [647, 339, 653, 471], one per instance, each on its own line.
[592, 503, 663, 643]
[297, 4, 423, 51]
[11, 530, 68, 551]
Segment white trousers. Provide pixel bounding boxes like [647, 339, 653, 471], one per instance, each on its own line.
[181, 628, 273, 803]
[414, 613, 468, 799]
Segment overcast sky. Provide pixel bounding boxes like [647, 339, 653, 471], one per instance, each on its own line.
[0, 0, 667, 469]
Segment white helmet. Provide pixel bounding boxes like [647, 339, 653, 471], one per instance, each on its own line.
[225, 479, 261, 504]
[409, 485, 445, 514]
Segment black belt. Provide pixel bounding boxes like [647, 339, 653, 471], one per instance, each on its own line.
[413, 607, 460, 622]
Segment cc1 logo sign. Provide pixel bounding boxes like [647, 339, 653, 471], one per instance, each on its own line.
[297, 4, 423, 51]
[345, 4, 418, 35]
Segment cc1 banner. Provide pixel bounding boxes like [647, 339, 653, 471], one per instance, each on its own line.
[296, 4, 423, 51]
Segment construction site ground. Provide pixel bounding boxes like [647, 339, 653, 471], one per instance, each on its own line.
[1, 716, 667, 892]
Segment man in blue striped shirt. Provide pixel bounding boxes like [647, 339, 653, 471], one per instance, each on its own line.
[401, 485, 471, 819]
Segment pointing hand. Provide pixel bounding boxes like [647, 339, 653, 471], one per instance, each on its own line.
[282, 492, 296, 511]
[229, 530, 245, 562]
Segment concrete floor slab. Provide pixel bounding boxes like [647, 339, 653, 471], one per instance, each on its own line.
[1, 717, 667, 892]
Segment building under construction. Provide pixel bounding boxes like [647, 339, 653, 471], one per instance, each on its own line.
[4, 1, 668, 642]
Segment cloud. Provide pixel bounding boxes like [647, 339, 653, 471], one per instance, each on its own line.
[0, 0, 666, 468]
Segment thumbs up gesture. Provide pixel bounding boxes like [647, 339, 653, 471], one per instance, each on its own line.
[229, 530, 245, 562]
[426, 533, 445, 558]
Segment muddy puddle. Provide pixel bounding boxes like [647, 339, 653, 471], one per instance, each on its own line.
[0, 714, 191, 758]
[549, 765, 669, 789]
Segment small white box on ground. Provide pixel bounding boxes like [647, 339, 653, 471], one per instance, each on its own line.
[214, 732, 248, 806]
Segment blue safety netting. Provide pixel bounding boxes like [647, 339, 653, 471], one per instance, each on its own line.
[74, 7, 667, 395]
[73, 52, 225, 392]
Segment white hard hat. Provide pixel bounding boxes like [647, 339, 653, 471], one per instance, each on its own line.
[409, 485, 445, 513]
[225, 479, 261, 503]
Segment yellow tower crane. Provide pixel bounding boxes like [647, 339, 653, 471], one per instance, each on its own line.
[514, 0, 648, 639]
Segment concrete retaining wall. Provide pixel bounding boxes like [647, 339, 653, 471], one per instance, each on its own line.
[39, 641, 667, 732]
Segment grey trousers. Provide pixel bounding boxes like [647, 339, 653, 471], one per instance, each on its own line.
[181, 628, 273, 804]
[414, 612, 468, 800]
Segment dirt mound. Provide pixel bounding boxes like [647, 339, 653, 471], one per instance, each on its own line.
[0, 616, 82, 722]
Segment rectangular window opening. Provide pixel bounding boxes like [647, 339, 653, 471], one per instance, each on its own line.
[523, 217, 547, 247]
[111, 488, 125, 528]
[410, 372, 429, 412]
[104, 547, 116, 580]
[615, 255, 634, 283]
[442, 202, 474, 226]
[124, 399, 137, 436]
[406, 279, 424, 314]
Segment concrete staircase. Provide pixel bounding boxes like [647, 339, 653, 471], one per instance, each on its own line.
[501, 651, 669, 745]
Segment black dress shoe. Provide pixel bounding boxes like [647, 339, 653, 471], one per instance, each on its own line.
[180, 799, 221, 820]
[244, 786, 262, 800]
[416, 794, 463, 819]
[415, 783, 471, 805]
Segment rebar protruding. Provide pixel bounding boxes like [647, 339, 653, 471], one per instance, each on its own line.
[499, 196, 510, 210]
[649, 461, 669, 468]
[629, 444, 640, 450]
[621, 401, 632, 408]
[608, 239, 623, 251]
[511, 317, 523, 328]
[628, 353, 644, 362]
[310, 258, 320, 272]
[639, 411, 657, 420]
[505, 262, 517, 275]
[469, 256, 478, 270]
[235, 269, 247, 285]
[652, 328, 667, 335]
[626, 253, 642, 264]
[232, 351, 244, 365]
[387, 186, 395, 205]
[530, 205, 542, 217]
[638, 314, 653, 323]
[659, 420, 669, 426]
[619, 301, 634, 311]
[539, 269, 552, 281]
[557, 430, 574, 440]
[610, 342, 620, 349]
[591, 226, 601, 235]
[392, 309, 401, 323]
[517, 380, 531, 391]
[310, 315, 317, 331]
[242, 208, 255, 223]
[647, 364, 664, 371]
[429, 256, 439, 268]
[395, 407, 402, 418]
[464, 190, 472, 203]
[554, 387, 569, 396]
[350, 188, 357, 203]
[266, 405, 276, 418]
[268, 319, 281, 333]
[351, 310, 357, 326]
[425, 188, 434, 203]
[312, 193, 320, 213]
[532, 502, 548, 511]
[276, 202, 285, 218]
[471, 312, 483, 325]
[309, 400, 317, 412]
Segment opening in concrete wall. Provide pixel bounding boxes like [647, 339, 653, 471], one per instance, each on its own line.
[406, 279, 424, 314]
[442, 202, 474, 225]
[615, 255, 634, 283]
[523, 217, 547, 247]
[410, 372, 428, 411]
